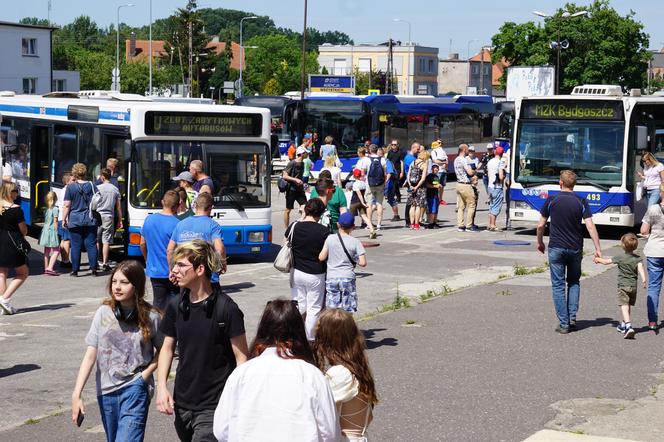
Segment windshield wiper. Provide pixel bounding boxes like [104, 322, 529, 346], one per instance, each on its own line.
[576, 179, 610, 192]
[222, 192, 245, 212]
[519, 180, 559, 188]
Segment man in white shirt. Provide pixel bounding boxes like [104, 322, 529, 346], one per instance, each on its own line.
[487, 147, 505, 231]
[430, 139, 448, 204]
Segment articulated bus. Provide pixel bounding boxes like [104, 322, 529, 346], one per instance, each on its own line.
[0, 91, 273, 257]
[508, 85, 663, 227]
[284, 94, 495, 177]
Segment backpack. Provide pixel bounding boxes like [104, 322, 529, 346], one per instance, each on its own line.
[367, 157, 385, 187]
[277, 177, 289, 193]
[408, 161, 422, 186]
[78, 182, 102, 225]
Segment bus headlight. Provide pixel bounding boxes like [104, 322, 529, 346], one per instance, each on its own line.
[248, 231, 265, 242]
[602, 206, 632, 215]
[510, 201, 531, 210]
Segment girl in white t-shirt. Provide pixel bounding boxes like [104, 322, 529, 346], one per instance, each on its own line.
[638, 152, 664, 207]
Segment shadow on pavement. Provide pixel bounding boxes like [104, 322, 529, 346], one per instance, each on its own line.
[229, 244, 281, 264]
[17, 303, 74, 314]
[222, 282, 256, 294]
[0, 363, 41, 378]
[362, 328, 398, 350]
[574, 317, 616, 331]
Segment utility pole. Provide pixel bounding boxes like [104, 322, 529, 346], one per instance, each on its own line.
[300, 0, 308, 100]
[188, 20, 193, 97]
[386, 39, 394, 94]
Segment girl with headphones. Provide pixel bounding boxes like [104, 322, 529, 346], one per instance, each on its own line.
[71, 260, 162, 441]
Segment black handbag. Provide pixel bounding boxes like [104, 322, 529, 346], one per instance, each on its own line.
[6, 230, 31, 257]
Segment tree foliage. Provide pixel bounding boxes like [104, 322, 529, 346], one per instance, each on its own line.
[491, 0, 650, 92]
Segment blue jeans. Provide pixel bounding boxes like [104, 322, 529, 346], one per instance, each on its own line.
[548, 247, 583, 328]
[646, 188, 661, 207]
[384, 179, 397, 207]
[646, 257, 664, 324]
[69, 225, 98, 272]
[98, 377, 150, 442]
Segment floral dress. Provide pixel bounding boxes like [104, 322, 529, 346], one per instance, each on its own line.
[407, 161, 427, 208]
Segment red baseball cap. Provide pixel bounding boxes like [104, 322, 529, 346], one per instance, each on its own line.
[352, 168, 362, 178]
[495, 147, 504, 155]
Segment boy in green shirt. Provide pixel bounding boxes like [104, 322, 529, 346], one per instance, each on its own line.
[594, 233, 646, 339]
[310, 171, 347, 233]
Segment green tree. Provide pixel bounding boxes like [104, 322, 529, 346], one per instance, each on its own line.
[243, 34, 319, 95]
[19, 17, 51, 26]
[491, 0, 650, 93]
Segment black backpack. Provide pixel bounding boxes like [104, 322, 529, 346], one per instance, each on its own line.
[367, 157, 385, 187]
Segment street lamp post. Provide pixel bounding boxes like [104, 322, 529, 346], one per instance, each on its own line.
[239, 15, 258, 98]
[300, 0, 308, 100]
[115, 3, 135, 92]
[533, 10, 589, 94]
[392, 18, 411, 45]
[148, 0, 152, 95]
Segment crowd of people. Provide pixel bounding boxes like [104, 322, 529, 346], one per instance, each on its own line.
[282, 136, 510, 235]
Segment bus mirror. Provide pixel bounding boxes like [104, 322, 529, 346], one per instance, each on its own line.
[491, 112, 504, 139]
[636, 126, 648, 150]
[270, 134, 279, 158]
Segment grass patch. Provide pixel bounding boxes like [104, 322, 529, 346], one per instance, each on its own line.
[581, 271, 589, 277]
[649, 385, 658, 397]
[570, 430, 585, 435]
[498, 274, 509, 280]
[498, 289, 513, 296]
[49, 410, 64, 417]
[404, 320, 416, 325]
[513, 263, 548, 276]
[24, 418, 40, 425]
[418, 285, 453, 302]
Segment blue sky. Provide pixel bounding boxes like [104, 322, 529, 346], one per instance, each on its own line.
[6, 0, 664, 55]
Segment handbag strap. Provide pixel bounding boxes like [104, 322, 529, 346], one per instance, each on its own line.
[287, 220, 298, 244]
[337, 232, 356, 268]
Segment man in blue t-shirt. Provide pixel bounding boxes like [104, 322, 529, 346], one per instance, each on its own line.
[140, 190, 182, 311]
[167, 193, 227, 287]
[537, 170, 602, 334]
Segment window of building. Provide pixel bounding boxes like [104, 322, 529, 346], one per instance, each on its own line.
[428, 59, 434, 73]
[53, 79, 67, 91]
[471, 65, 479, 75]
[419, 58, 425, 73]
[22, 78, 37, 94]
[333, 59, 347, 75]
[484, 65, 491, 75]
[22, 38, 38, 56]
[358, 58, 371, 73]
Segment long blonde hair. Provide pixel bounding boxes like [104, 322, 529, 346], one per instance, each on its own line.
[45, 191, 57, 209]
[643, 152, 659, 167]
[324, 155, 336, 169]
[0, 182, 17, 214]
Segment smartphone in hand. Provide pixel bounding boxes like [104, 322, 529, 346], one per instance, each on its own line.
[76, 412, 84, 428]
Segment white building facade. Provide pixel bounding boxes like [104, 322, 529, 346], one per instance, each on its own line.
[0, 21, 56, 94]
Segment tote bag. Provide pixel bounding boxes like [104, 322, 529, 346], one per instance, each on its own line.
[274, 221, 297, 273]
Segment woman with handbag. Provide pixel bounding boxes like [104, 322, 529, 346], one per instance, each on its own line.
[0, 182, 29, 315]
[637, 152, 664, 207]
[61, 163, 100, 277]
[285, 198, 329, 341]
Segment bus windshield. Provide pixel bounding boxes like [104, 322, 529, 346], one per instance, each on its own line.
[302, 100, 369, 156]
[131, 141, 269, 209]
[515, 120, 625, 188]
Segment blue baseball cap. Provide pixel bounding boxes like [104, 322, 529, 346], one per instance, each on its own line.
[338, 212, 355, 228]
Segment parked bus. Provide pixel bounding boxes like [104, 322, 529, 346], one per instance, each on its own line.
[508, 85, 660, 227]
[284, 94, 495, 177]
[0, 91, 272, 257]
[234, 95, 294, 159]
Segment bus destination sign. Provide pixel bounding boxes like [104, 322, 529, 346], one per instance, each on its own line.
[522, 100, 624, 121]
[145, 112, 262, 137]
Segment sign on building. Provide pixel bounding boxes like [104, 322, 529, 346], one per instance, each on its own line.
[368, 89, 380, 96]
[308, 75, 355, 93]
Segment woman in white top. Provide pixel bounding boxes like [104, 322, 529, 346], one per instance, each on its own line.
[314, 309, 378, 442]
[213, 299, 339, 442]
[640, 183, 664, 331]
[638, 152, 664, 207]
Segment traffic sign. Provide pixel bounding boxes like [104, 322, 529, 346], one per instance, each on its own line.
[368, 89, 380, 96]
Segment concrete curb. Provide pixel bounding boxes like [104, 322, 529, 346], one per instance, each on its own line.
[523, 430, 642, 441]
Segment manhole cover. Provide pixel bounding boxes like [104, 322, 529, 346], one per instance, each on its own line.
[361, 242, 380, 248]
[493, 240, 531, 246]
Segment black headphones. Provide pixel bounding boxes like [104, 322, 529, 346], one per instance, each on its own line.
[178, 289, 217, 320]
[114, 304, 137, 323]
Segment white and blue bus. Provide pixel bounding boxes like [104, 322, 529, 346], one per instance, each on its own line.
[508, 85, 663, 227]
[0, 91, 273, 257]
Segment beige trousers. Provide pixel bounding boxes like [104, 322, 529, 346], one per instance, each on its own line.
[456, 183, 476, 228]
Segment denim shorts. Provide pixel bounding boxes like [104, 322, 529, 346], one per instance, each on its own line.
[58, 220, 70, 241]
[489, 187, 504, 215]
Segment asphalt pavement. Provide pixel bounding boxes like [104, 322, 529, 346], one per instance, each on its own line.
[2, 183, 663, 442]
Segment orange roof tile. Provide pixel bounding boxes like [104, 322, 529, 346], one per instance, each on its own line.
[126, 39, 243, 70]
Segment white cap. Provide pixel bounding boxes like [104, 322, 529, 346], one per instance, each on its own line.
[468, 145, 476, 151]
[296, 146, 307, 155]
[487, 143, 495, 149]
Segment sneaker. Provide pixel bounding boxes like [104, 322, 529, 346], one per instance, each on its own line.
[0, 297, 15, 315]
[391, 215, 401, 222]
[555, 325, 570, 334]
[466, 226, 481, 233]
[569, 320, 577, 331]
[70, 271, 79, 277]
[102, 264, 112, 272]
[457, 227, 466, 232]
[617, 323, 627, 334]
[648, 322, 658, 331]
[624, 327, 636, 339]
[376, 224, 382, 231]
[60, 261, 72, 269]
[440, 200, 448, 205]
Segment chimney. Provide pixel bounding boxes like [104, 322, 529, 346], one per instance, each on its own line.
[448, 53, 459, 60]
[130, 32, 136, 57]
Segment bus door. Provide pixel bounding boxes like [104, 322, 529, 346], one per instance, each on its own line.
[30, 124, 50, 225]
[103, 132, 130, 231]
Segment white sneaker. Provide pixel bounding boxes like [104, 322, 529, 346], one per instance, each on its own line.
[376, 224, 382, 231]
[0, 297, 15, 315]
